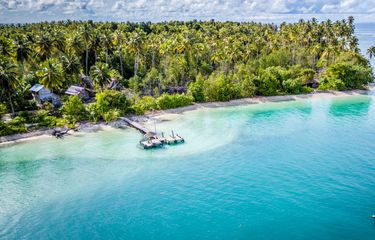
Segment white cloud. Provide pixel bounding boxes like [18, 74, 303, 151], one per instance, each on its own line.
[1, 0, 375, 23]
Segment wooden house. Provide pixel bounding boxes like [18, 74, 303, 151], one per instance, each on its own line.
[30, 84, 53, 104]
[65, 85, 90, 100]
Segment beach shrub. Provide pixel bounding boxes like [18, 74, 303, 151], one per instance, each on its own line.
[255, 67, 285, 96]
[0, 103, 7, 116]
[156, 93, 193, 110]
[256, 66, 315, 95]
[35, 110, 57, 128]
[86, 103, 101, 122]
[61, 96, 87, 124]
[95, 90, 130, 115]
[0, 116, 27, 136]
[231, 64, 256, 98]
[188, 73, 205, 102]
[103, 109, 120, 122]
[319, 63, 373, 90]
[133, 96, 158, 115]
[204, 73, 240, 101]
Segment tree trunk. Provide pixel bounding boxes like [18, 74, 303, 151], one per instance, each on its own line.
[7, 91, 15, 116]
[195, 54, 199, 75]
[119, 53, 123, 76]
[292, 48, 295, 65]
[134, 50, 139, 79]
[152, 50, 155, 68]
[85, 43, 89, 76]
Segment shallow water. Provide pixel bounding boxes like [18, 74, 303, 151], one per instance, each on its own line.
[1, 93, 375, 240]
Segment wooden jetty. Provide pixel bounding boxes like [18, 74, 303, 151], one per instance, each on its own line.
[119, 117, 154, 134]
[119, 117, 184, 149]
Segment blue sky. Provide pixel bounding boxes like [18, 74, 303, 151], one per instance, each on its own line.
[1, 0, 375, 23]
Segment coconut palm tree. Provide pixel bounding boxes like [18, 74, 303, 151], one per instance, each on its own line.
[127, 29, 146, 79]
[37, 58, 64, 91]
[13, 34, 32, 74]
[366, 46, 375, 59]
[60, 52, 81, 79]
[0, 58, 19, 115]
[35, 32, 54, 61]
[0, 37, 13, 58]
[80, 24, 92, 76]
[89, 62, 110, 89]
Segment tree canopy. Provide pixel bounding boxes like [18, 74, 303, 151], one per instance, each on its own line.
[0, 18, 373, 130]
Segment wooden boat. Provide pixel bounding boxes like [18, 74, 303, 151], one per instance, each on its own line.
[139, 132, 162, 149]
[139, 131, 184, 149]
[164, 135, 185, 144]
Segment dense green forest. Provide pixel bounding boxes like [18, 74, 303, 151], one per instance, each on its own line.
[0, 17, 374, 135]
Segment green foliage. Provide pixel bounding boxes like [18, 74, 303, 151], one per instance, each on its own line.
[95, 89, 130, 115]
[0, 116, 27, 136]
[103, 109, 120, 122]
[188, 74, 205, 102]
[133, 96, 158, 115]
[256, 67, 286, 96]
[336, 51, 370, 68]
[256, 66, 316, 95]
[90, 62, 111, 89]
[37, 58, 64, 91]
[319, 63, 373, 90]
[204, 73, 241, 101]
[231, 64, 256, 98]
[156, 93, 193, 110]
[61, 96, 87, 124]
[0, 18, 373, 134]
[0, 103, 8, 116]
[86, 103, 101, 122]
[34, 110, 57, 128]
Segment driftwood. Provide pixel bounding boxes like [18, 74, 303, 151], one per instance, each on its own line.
[52, 128, 71, 138]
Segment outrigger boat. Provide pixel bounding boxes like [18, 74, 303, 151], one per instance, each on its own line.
[139, 132, 163, 149]
[164, 130, 185, 145]
[139, 131, 185, 149]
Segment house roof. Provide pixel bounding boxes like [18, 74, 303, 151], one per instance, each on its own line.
[30, 84, 45, 92]
[65, 86, 86, 95]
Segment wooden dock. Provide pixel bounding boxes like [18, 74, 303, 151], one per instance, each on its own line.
[119, 117, 184, 149]
[119, 117, 154, 134]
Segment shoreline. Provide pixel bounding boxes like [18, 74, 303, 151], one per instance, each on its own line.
[147, 88, 373, 119]
[1, 88, 373, 147]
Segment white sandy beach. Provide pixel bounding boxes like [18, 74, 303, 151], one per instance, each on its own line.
[1, 87, 373, 146]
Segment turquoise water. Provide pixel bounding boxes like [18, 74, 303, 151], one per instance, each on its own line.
[1, 93, 375, 239]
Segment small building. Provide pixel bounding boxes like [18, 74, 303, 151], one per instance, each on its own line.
[30, 84, 53, 104]
[65, 85, 90, 100]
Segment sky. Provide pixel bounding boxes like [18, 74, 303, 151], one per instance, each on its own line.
[1, 0, 375, 23]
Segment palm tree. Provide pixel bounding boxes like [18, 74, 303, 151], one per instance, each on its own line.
[89, 62, 110, 89]
[113, 30, 125, 75]
[52, 31, 66, 54]
[127, 29, 145, 79]
[80, 24, 92, 76]
[37, 58, 64, 91]
[35, 32, 54, 61]
[13, 35, 32, 74]
[60, 52, 81, 79]
[367, 46, 375, 59]
[101, 31, 113, 65]
[0, 58, 19, 115]
[0, 37, 13, 58]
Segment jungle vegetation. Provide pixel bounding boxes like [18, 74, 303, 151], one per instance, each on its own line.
[0, 17, 373, 135]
